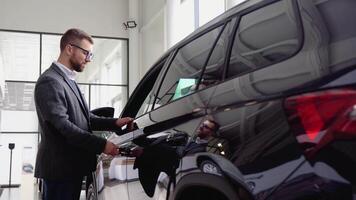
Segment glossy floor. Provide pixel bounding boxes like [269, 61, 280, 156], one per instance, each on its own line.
[0, 185, 86, 200]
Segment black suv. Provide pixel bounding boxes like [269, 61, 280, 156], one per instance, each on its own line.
[89, 0, 356, 199]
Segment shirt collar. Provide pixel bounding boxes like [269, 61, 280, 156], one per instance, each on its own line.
[195, 137, 208, 144]
[53, 61, 77, 81]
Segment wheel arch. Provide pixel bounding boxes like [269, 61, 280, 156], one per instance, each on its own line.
[170, 173, 240, 200]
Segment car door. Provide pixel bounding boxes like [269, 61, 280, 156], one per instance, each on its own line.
[122, 19, 235, 200]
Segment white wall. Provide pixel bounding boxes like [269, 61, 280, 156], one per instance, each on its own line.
[226, 0, 248, 9]
[137, 0, 166, 77]
[0, 0, 129, 38]
[128, 0, 140, 94]
[140, 0, 165, 76]
[0, 53, 4, 101]
[142, 0, 165, 26]
[166, 0, 195, 48]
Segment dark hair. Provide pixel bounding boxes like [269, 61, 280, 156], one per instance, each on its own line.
[210, 120, 220, 132]
[204, 119, 220, 133]
[60, 28, 94, 51]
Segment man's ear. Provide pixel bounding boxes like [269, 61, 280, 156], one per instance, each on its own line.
[64, 44, 73, 56]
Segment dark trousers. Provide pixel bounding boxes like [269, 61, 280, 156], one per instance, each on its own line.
[42, 177, 83, 200]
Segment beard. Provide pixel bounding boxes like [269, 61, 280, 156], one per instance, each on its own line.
[69, 57, 84, 72]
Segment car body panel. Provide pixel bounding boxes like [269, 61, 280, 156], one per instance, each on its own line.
[92, 0, 356, 199]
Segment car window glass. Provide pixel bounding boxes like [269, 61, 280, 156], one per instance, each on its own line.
[136, 58, 167, 117]
[228, 0, 300, 77]
[136, 88, 155, 117]
[155, 25, 224, 108]
[200, 21, 234, 89]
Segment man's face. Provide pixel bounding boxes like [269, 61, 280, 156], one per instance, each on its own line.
[197, 120, 216, 139]
[68, 39, 93, 72]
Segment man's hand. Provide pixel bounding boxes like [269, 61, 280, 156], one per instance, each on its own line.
[115, 117, 134, 130]
[103, 141, 119, 156]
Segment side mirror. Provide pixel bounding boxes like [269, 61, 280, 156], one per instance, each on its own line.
[91, 107, 115, 118]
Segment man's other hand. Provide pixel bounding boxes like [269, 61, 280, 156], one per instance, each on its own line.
[103, 141, 119, 156]
[115, 117, 134, 130]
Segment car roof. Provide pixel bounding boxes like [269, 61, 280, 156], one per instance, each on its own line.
[151, 0, 265, 67]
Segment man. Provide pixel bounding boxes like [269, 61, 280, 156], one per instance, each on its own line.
[34, 28, 133, 200]
[183, 118, 220, 155]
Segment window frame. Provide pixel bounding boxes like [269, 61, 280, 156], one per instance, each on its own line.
[196, 19, 235, 90]
[120, 54, 171, 118]
[151, 20, 230, 110]
[223, 0, 304, 80]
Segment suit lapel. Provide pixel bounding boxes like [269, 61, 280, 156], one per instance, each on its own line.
[51, 64, 90, 121]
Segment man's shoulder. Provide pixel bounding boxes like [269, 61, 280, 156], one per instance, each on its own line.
[35, 71, 65, 93]
[38, 66, 62, 82]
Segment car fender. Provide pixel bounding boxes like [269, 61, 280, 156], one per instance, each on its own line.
[170, 173, 241, 200]
[195, 153, 253, 195]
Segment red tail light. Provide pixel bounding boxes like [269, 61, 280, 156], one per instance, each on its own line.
[284, 88, 356, 158]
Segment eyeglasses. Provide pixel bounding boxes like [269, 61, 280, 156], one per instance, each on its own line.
[202, 121, 215, 132]
[69, 43, 94, 61]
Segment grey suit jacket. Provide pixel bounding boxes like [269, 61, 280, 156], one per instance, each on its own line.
[34, 63, 120, 180]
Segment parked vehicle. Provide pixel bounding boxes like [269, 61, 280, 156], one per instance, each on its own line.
[89, 0, 356, 199]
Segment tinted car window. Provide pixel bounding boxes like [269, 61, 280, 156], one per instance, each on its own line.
[155, 25, 224, 108]
[228, 0, 300, 77]
[199, 21, 234, 88]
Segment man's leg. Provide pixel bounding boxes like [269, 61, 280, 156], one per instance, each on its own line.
[42, 177, 83, 200]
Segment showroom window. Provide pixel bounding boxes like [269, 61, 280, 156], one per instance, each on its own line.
[0, 30, 128, 185]
[155, 25, 224, 108]
[0, 32, 40, 81]
[227, 0, 300, 77]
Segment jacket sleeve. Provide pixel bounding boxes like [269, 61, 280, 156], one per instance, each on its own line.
[35, 77, 106, 154]
[89, 113, 121, 131]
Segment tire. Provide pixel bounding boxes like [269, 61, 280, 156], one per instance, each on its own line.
[199, 160, 222, 176]
[86, 183, 97, 200]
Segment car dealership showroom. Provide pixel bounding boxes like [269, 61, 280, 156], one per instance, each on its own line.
[1, 0, 356, 199]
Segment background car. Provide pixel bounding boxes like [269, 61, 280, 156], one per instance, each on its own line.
[90, 0, 356, 199]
